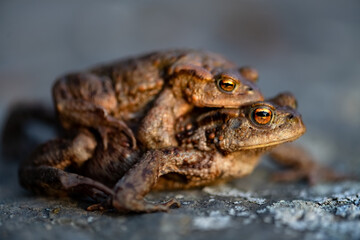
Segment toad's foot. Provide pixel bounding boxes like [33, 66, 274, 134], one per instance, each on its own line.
[112, 195, 180, 213]
[271, 164, 356, 185]
[87, 198, 180, 213]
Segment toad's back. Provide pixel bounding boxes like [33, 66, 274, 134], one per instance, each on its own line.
[89, 49, 237, 120]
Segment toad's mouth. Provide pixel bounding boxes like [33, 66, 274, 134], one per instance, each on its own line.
[235, 135, 303, 150]
[202, 102, 246, 108]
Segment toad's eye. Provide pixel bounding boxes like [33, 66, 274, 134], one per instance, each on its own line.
[217, 78, 237, 92]
[251, 107, 273, 125]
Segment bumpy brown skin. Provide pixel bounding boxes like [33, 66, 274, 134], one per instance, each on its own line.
[52, 50, 263, 150]
[19, 93, 307, 213]
[19, 129, 115, 201]
[111, 94, 307, 212]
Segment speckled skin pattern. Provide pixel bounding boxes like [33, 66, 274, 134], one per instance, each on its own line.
[52, 50, 263, 150]
[19, 92, 306, 212]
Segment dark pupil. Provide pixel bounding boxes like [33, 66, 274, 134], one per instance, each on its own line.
[256, 111, 270, 118]
[223, 82, 232, 87]
[221, 82, 234, 91]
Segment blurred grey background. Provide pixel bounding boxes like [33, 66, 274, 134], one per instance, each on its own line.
[0, 1, 359, 170]
[0, 1, 360, 240]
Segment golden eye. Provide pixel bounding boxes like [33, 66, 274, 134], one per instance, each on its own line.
[251, 107, 273, 125]
[217, 78, 236, 92]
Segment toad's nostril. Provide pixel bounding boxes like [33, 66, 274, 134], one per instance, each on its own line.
[246, 87, 253, 92]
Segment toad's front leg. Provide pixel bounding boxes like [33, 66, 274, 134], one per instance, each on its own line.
[137, 89, 192, 149]
[19, 129, 114, 201]
[111, 149, 219, 213]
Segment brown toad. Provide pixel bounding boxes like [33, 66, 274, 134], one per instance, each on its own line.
[19, 93, 307, 212]
[53, 49, 263, 149]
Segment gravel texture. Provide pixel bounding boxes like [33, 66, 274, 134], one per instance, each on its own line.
[1, 161, 360, 240]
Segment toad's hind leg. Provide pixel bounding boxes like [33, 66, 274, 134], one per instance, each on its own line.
[53, 73, 136, 149]
[269, 143, 350, 185]
[19, 129, 114, 200]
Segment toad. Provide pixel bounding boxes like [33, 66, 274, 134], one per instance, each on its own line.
[53, 49, 263, 149]
[19, 93, 307, 212]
